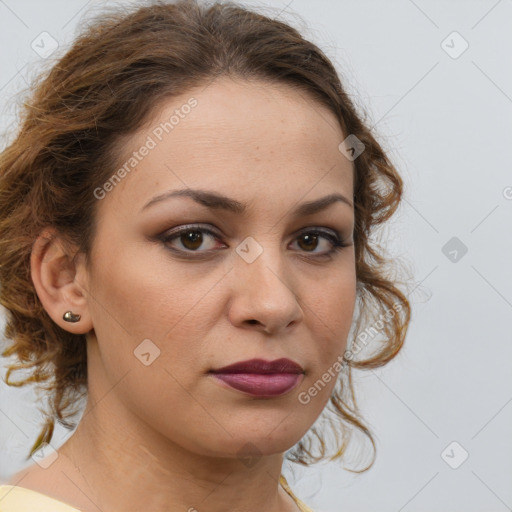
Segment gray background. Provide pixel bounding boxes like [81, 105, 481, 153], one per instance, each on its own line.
[1, 1, 511, 511]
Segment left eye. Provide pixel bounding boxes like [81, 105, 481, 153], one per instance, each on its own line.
[289, 231, 339, 253]
[161, 225, 343, 255]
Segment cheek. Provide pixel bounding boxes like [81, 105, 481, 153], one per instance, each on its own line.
[86, 236, 225, 378]
[308, 265, 356, 342]
[300, 266, 356, 401]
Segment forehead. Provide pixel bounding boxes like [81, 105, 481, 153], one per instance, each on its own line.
[98, 77, 353, 213]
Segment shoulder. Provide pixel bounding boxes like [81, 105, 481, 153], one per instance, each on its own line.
[1, 464, 83, 512]
[5, 464, 54, 493]
[0, 484, 81, 511]
[5, 464, 43, 485]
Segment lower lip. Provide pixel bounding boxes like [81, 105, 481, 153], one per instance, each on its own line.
[211, 373, 303, 397]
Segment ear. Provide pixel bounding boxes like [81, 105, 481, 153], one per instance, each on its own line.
[30, 228, 93, 335]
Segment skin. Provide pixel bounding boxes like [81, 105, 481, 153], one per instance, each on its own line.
[10, 77, 356, 512]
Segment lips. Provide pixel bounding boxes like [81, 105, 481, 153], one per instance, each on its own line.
[210, 358, 304, 375]
[209, 358, 304, 397]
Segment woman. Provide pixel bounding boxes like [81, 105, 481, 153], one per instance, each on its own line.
[0, 1, 410, 511]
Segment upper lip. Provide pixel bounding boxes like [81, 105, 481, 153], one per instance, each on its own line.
[210, 358, 304, 374]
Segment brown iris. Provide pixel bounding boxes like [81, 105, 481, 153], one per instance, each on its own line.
[297, 233, 318, 251]
[181, 230, 204, 250]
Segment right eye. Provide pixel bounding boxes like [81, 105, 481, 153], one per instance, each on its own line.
[160, 225, 225, 254]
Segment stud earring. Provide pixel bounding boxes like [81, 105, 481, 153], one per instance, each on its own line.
[63, 311, 81, 323]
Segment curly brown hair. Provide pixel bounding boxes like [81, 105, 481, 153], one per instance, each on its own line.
[0, 0, 410, 472]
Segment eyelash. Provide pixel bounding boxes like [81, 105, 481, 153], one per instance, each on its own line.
[158, 224, 349, 259]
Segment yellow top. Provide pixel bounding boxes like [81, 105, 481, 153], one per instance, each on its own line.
[0, 474, 313, 512]
[0, 484, 81, 511]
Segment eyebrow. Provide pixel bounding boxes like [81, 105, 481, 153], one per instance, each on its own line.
[141, 188, 353, 216]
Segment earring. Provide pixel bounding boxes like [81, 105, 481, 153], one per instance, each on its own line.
[63, 311, 81, 323]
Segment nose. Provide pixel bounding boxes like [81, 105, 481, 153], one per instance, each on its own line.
[227, 244, 304, 335]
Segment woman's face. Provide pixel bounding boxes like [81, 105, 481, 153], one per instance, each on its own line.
[82, 77, 356, 459]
